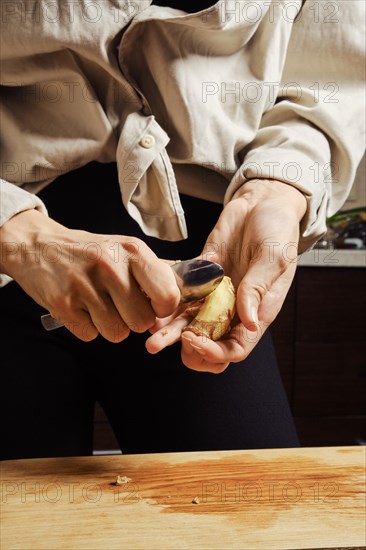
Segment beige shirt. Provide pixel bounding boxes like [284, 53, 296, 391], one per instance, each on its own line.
[1, 0, 365, 286]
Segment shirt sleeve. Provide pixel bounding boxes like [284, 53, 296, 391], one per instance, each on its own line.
[224, 0, 366, 254]
[0, 178, 48, 287]
[0, 178, 48, 227]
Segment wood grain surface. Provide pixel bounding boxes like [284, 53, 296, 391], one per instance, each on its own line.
[1, 446, 365, 549]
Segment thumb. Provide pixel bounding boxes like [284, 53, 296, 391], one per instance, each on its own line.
[236, 254, 287, 330]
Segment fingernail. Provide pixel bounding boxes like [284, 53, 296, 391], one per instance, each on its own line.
[190, 343, 206, 356]
[182, 333, 192, 343]
[251, 306, 259, 325]
[246, 322, 258, 332]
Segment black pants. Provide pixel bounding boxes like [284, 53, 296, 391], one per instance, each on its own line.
[1, 162, 299, 460]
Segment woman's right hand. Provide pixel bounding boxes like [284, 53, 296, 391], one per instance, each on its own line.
[0, 209, 181, 342]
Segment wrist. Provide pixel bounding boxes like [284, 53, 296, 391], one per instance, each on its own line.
[232, 179, 307, 222]
[0, 209, 64, 278]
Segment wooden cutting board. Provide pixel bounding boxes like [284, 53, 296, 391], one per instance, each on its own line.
[1, 446, 365, 549]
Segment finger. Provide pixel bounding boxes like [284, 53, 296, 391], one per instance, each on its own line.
[145, 312, 192, 354]
[181, 335, 229, 373]
[61, 309, 99, 342]
[126, 243, 181, 318]
[236, 249, 289, 330]
[108, 273, 156, 334]
[147, 315, 177, 335]
[180, 323, 254, 372]
[257, 261, 297, 321]
[84, 292, 131, 343]
[147, 302, 188, 334]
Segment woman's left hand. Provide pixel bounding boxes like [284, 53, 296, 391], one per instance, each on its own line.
[145, 179, 307, 373]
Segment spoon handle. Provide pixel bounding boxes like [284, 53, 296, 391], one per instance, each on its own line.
[41, 314, 65, 331]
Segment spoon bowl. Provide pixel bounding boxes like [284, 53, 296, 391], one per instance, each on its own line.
[171, 258, 224, 303]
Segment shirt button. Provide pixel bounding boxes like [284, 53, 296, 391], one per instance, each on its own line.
[139, 134, 155, 149]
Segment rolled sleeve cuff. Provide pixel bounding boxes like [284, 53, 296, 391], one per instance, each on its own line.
[0, 178, 48, 287]
[0, 178, 48, 226]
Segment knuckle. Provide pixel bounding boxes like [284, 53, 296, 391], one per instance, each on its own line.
[252, 282, 268, 301]
[120, 237, 146, 262]
[154, 286, 180, 313]
[93, 253, 116, 276]
[241, 279, 268, 302]
[162, 295, 179, 312]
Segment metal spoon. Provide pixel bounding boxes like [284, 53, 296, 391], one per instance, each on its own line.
[40, 258, 224, 331]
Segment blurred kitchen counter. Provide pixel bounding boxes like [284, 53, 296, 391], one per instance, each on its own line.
[298, 249, 366, 268]
[270, 263, 366, 448]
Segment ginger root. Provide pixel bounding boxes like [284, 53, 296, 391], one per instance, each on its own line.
[183, 276, 236, 341]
